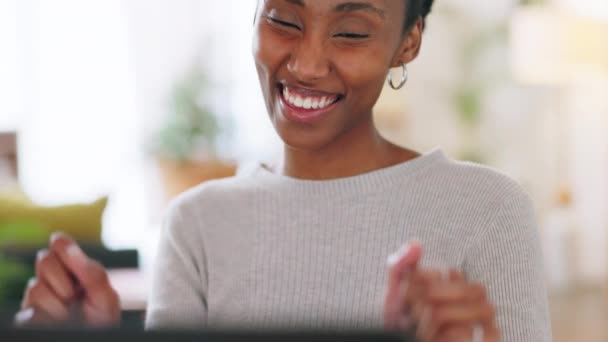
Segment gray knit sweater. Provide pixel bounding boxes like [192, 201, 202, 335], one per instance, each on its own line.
[146, 149, 552, 341]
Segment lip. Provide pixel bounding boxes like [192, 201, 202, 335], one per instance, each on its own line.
[277, 84, 343, 124]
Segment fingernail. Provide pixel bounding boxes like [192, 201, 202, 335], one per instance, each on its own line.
[66, 244, 84, 258]
[14, 308, 34, 325]
[387, 253, 399, 266]
[473, 324, 484, 342]
[387, 243, 412, 266]
[50, 232, 65, 243]
[36, 249, 49, 261]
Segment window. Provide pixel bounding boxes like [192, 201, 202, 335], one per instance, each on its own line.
[2, 1, 281, 250]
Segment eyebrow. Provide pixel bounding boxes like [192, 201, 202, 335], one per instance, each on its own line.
[334, 2, 386, 19]
[281, 0, 385, 19]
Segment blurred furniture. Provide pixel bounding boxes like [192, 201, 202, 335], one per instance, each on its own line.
[109, 268, 149, 329]
[157, 159, 236, 201]
[2, 244, 138, 270]
[108, 269, 148, 311]
[0, 197, 109, 245]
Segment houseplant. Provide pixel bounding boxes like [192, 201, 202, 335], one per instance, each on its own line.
[152, 64, 236, 200]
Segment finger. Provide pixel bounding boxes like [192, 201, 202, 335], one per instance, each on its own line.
[427, 282, 486, 304]
[435, 324, 474, 342]
[14, 307, 52, 328]
[50, 234, 107, 297]
[50, 233, 120, 314]
[448, 269, 465, 283]
[406, 270, 441, 320]
[21, 278, 70, 321]
[424, 301, 496, 341]
[72, 258, 119, 313]
[83, 301, 121, 328]
[384, 242, 423, 330]
[389, 270, 430, 331]
[35, 249, 77, 302]
[406, 271, 465, 341]
[387, 242, 423, 280]
[420, 281, 495, 341]
[436, 322, 500, 342]
[399, 271, 441, 341]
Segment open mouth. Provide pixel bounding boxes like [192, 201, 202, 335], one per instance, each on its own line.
[277, 84, 344, 112]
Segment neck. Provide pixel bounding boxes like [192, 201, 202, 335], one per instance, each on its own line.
[280, 118, 419, 180]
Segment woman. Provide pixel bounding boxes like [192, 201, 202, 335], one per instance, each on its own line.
[16, 1, 551, 341]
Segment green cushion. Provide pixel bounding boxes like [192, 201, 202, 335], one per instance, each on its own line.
[0, 220, 49, 247]
[0, 195, 108, 246]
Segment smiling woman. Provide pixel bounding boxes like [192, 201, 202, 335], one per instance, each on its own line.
[18, 1, 551, 341]
[253, 0, 424, 174]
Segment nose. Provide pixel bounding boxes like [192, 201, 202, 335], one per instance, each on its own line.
[287, 35, 331, 83]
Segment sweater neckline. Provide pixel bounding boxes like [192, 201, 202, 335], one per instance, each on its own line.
[250, 148, 447, 196]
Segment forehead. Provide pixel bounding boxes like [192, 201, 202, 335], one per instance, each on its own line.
[259, 0, 404, 18]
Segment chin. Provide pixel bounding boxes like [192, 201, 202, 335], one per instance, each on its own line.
[272, 108, 346, 153]
[272, 118, 338, 152]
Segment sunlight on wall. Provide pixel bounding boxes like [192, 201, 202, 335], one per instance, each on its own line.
[556, 0, 608, 20]
[0, 0, 20, 130]
[13, 0, 146, 249]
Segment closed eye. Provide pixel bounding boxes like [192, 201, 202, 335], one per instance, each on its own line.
[335, 33, 369, 39]
[268, 17, 301, 30]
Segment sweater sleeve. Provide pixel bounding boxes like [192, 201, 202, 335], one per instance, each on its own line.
[464, 188, 552, 342]
[145, 200, 208, 330]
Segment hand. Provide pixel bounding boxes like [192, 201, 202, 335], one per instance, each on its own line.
[384, 242, 500, 341]
[15, 233, 121, 328]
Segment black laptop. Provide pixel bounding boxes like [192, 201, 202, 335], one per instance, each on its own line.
[0, 328, 414, 342]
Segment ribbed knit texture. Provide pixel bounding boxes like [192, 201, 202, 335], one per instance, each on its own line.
[146, 149, 552, 341]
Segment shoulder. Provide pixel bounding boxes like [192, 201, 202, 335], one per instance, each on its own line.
[167, 173, 260, 219]
[430, 157, 538, 244]
[423, 153, 533, 210]
[158, 173, 260, 247]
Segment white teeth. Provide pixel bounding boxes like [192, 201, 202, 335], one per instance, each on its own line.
[294, 96, 304, 107]
[303, 97, 312, 109]
[282, 86, 337, 110]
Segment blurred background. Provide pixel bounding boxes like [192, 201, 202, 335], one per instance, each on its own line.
[0, 0, 606, 339]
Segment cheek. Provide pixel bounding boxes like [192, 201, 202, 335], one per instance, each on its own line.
[253, 27, 291, 83]
[333, 48, 390, 105]
[254, 28, 297, 118]
[253, 29, 279, 111]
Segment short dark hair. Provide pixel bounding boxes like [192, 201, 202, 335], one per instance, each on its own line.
[404, 0, 435, 32]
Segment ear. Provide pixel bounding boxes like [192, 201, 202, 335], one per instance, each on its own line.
[391, 18, 423, 68]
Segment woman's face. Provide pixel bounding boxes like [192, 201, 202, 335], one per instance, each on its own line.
[253, 0, 419, 151]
